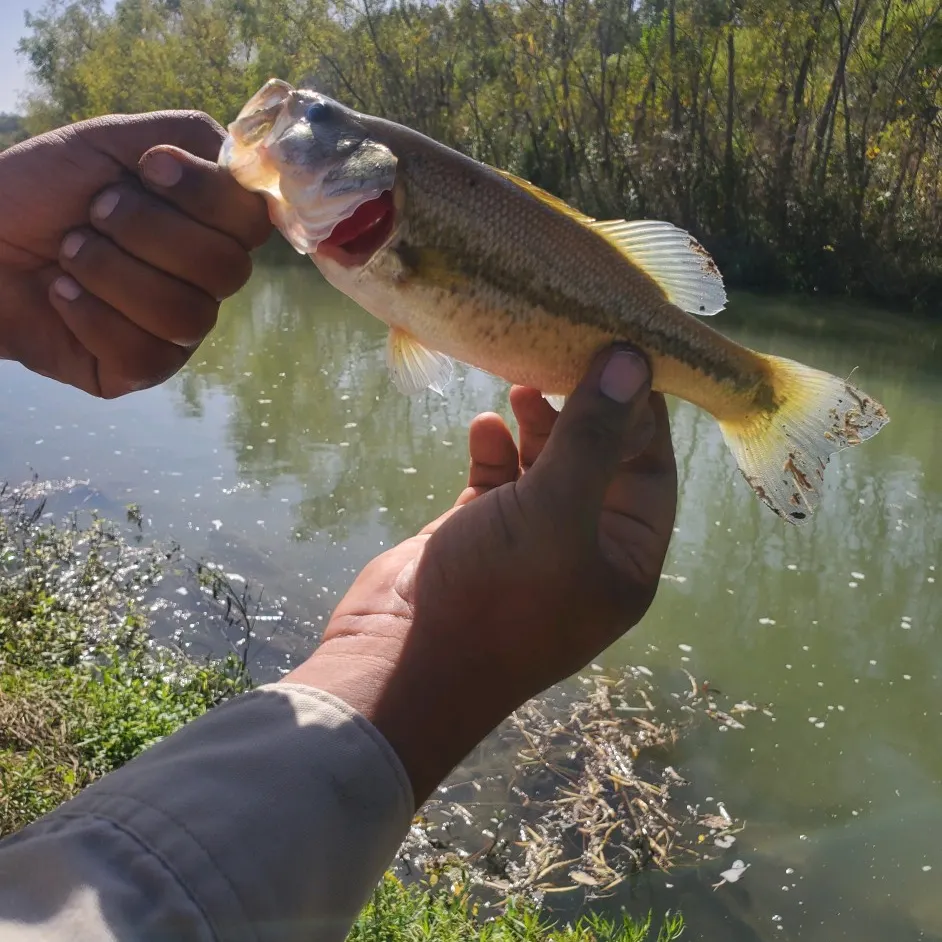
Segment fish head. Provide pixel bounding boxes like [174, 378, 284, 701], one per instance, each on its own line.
[221, 79, 399, 261]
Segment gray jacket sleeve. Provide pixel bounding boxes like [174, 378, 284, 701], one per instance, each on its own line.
[0, 683, 415, 942]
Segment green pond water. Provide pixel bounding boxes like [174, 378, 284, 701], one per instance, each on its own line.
[1, 261, 939, 940]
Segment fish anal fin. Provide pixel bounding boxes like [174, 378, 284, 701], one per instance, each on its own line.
[719, 355, 889, 524]
[589, 219, 727, 316]
[385, 328, 454, 396]
[543, 394, 567, 412]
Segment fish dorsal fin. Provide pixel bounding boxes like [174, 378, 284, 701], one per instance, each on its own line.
[386, 327, 454, 396]
[492, 169, 595, 225]
[589, 219, 727, 316]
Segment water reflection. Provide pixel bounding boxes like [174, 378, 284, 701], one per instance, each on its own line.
[0, 259, 939, 941]
[175, 266, 511, 545]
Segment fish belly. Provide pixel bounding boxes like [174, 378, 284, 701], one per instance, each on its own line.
[318, 249, 764, 421]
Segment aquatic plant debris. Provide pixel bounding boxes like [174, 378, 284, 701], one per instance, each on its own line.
[398, 669, 761, 902]
[715, 859, 749, 888]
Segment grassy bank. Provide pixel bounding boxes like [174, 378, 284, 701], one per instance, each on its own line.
[0, 485, 252, 833]
[351, 874, 685, 941]
[0, 485, 686, 940]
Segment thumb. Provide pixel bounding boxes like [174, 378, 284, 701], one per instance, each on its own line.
[520, 345, 653, 528]
[75, 111, 225, 168]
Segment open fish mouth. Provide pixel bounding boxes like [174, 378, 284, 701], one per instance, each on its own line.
[220, 78, 400, 260]
[317, 190, 396, 267]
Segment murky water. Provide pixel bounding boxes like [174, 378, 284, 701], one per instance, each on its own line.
[1, 260, 939, 940]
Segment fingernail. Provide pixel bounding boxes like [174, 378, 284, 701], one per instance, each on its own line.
[599, 349, 648, 403]
[53, 276, 82, 301]
[92, 189, 120, 220]
[142, 151, 183, 187]
[61, 232, 86, 260]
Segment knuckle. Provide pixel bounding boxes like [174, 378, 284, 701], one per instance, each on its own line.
[568, 415, 619, 456]
[101, 349, 189, 399]
[98, 379, 136, 400]
[218, 252, 253, 296]
[150, 111, 224, 160]
[245, 202, 274, 248]
[187, 231, 255, 299]
[174, 245, 247, 302]
[178, 110, 225, 145]
[166, 292, 218, 347]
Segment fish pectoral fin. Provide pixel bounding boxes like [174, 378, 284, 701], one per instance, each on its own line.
[589, 219, 727, 316]
[543, 394, 567, 412]
[385, 328, 454, 396]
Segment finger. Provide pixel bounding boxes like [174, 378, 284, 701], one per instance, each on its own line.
[139, 145, 272, 250]
[59, 228, 217, 347]
[623, 392, 675, 475]
[464, 413, 519, 493]
[77, 110, 227, 167]
[602, 393, 677, 519]
[4, 269, 100, 397]
[601, 388, 675, 499]
[75, 112, 270, 248]
[599, 393, 678, 585]
[49, 274, 191, 398]
[89, 182, 252, 300]
[519, 345, 653, 533]
[510, 386, 558, 471]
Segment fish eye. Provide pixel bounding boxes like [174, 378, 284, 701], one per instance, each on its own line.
[306, 101, 332, 124]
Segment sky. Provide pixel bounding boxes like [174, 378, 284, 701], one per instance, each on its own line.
[0, 0, 120, 113]
[0, 0, 45, 113]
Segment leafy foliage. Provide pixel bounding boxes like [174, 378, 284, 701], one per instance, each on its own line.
[13, 0, 942, 309]
[0, 114, 27, 152]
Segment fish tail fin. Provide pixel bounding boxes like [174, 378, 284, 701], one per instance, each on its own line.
[718, 355, 889, 524]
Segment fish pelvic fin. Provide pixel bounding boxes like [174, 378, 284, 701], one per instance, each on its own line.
[719, 356, 889, 524]
[386, 327, 454, 396]
[589, 219, 727, 316]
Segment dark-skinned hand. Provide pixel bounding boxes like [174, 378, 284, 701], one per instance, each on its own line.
[0, 111, 271, 397]
[285, 347, 678, 805]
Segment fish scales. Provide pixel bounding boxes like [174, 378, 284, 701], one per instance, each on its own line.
[370, 140, 767, 413]
[220, 79, 890, 524]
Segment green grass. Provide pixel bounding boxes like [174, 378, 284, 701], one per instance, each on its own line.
[0, 491, 251, 834]
[352, 874, 684, 941]
[0, 488, 684, 940]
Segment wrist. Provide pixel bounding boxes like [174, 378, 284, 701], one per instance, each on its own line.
[282, 629, 518, 807]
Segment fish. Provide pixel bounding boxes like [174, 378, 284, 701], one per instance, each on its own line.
[219, 78, 890, 524]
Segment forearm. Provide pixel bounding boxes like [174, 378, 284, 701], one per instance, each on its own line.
[0, 683, 414, 942]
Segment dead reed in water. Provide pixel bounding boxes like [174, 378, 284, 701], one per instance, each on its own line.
[399, 667, 768, 901]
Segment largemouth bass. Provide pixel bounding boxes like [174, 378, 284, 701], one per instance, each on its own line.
[220, 79, 890, 524]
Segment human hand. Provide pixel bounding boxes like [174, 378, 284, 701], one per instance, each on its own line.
[0, 112, 271, 397]
[286, 346, 678, 804]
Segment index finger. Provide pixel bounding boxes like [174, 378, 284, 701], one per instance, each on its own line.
[138, 145, 272, 251]
[509, 386, 558, 471]
[77, 110, 227, 166]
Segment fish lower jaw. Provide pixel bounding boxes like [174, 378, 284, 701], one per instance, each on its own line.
[315, 191, 396, 268]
